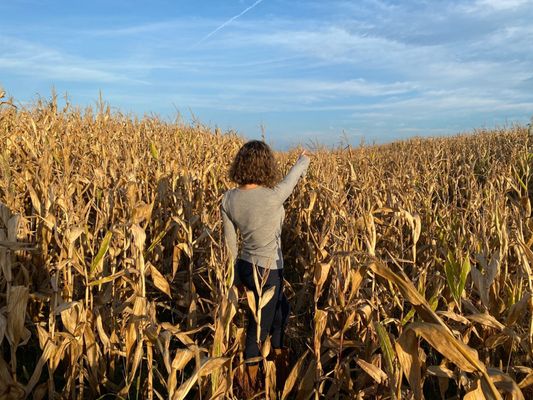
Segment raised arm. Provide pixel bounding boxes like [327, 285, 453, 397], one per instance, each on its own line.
[273, 153, 310, 202]
[221, 203, 238, 261]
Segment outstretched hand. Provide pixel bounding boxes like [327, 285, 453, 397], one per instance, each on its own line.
[299, 149, 312, 158]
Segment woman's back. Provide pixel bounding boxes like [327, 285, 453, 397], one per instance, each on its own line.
[221, 155, 310, 270]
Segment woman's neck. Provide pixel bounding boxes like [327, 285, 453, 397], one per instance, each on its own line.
[239, 183, 259, 190]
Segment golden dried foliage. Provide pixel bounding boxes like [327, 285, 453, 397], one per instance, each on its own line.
[0, 93, 532, 399]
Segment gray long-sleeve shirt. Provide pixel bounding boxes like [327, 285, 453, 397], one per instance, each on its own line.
[221, 155, 310, 270]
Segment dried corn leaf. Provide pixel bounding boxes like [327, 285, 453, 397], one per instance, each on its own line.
[0, 355, 25, 399]
[506, 292, 531, 326]
[265, 359, 276, 399]
[258, 286, 276, 310]
[518, 372, 533, 389]
[131, 224, 146, 250]
[427, 365, 455, 378]
[6, 286, 30, 347]
[245, 289, 257, 319]
[464, 379, 485, 400]
[406, 322, 478, 373]
[296, 358, 317, 400]
[467, 313, 505, 331]
[281, 350, 308, 400]
[369, 261, 502, 399]
[172, 348, 195, 371]
[199, 357, 229, 377]
[149, 263, 171, 297]
[172, 357, 229, 400]
[487, 368, 525, 400]
[357, 359, 387, 384]
[396, 328, 422, 400]
[24, 340, 55, 396]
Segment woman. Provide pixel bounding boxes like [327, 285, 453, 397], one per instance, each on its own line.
[221, 140, 310, 394]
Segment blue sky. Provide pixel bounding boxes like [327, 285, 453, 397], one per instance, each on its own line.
[1, 0, 533, 148]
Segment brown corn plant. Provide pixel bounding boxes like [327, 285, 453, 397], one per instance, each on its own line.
[0, 92, 532, 399]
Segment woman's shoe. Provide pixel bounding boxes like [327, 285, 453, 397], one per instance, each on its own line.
[237, 363, 259, 398]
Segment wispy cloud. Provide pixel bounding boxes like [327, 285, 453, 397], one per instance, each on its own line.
[2, 0, 532, 144]
[462, 0, 530, 12]
[194, 0, 265, 46]
[0, 35, 148, 83]
[83, 21, 181, 36]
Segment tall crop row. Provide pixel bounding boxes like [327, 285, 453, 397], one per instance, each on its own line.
[0, 94, 531, 399]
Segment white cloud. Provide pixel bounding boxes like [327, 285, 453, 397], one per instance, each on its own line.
[173, 78, 415, 97]
[468, 0, 530, 11]
[2, 0, 533, 144]
[0, 35, 150, 83]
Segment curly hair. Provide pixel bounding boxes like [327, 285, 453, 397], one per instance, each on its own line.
[229, 140, 280, 188]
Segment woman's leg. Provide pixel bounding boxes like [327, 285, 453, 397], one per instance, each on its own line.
[270, 270, 290, 349]
[237, 260, 281, 361]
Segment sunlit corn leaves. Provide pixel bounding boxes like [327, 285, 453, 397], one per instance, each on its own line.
[0, 94, 531, 399]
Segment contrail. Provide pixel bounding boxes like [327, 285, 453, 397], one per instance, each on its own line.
[195, 0, 265, 45]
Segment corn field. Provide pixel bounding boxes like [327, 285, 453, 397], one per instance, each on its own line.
[0, 91, 532, 399]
